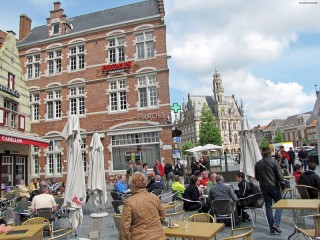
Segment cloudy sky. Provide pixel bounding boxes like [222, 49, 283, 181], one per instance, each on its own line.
[1, 0, 319, 126]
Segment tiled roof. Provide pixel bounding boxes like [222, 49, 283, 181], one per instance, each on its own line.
[18, 0, 159, 46]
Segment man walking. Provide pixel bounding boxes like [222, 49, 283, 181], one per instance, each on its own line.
[298, 147, 309, 172]
[255, 147, 284, 234]
[287, 147, 295, 173]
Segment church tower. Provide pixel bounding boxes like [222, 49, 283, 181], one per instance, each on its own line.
[213, 68, 224, 103]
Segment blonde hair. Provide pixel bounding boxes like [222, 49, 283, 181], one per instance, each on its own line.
[129, 172, 148, 190]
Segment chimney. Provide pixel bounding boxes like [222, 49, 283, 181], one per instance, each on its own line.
[19, 14, 32, 41]
[53, 2, 61, 11]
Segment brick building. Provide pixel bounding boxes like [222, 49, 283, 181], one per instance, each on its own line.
[0, 31, 48, 191]
[17, 0, 172, 181]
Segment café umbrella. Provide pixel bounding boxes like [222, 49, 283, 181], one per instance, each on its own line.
[61, 114, 86, 230]
[239, 117, 262, 178]
[87, 132, 108, 217]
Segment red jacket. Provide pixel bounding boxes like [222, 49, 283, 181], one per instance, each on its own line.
[153, 163, 164, 177]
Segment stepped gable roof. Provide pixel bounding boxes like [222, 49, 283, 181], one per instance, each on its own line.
[18, 0, 159, 46]
[280, 111, 317, 130]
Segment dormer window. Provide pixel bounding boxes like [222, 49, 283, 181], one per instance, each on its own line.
[52, 23, 59, 35]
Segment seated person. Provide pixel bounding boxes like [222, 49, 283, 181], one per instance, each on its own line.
[235, 172, 251, 221]
[0, 219, 13, 233]
[183, 175, 205, 212]
[293, 164, 303, 184]
[29, 178, 40, 192]
[148, 175, 164, 192]
[298, 162, 320, 199]
[203, 173, 217, 195]
[146, 172, 155, 190]
[29, 185, 57, 213]
[171, 175, 185, 198]
[17, 179, 31, 199]
[114, 175, 128, 194]
[199, 171, 210, 187]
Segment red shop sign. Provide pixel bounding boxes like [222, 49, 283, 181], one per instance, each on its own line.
[0, 135, 48, 147]
[101, 61, 132, 74]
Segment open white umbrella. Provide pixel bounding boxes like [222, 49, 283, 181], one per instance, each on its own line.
[186, 146, 205, 152]
[202, 144, 223, 151]
[61, 115, 86, 230]
[239, 117, 262, 179]
[87, 133, 108, 217]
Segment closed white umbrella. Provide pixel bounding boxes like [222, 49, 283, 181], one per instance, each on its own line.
[61, 115, 86, 230]
[240, 117, 262, 178]
[87, 133, 108, 217]
[313, 93, 320, 155]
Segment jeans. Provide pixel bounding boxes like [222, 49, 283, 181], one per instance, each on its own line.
[261, 187, 282, 228]
[301, 158, 308, 172]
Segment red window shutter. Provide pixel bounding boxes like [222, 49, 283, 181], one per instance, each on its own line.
[18, 114, 25, 131]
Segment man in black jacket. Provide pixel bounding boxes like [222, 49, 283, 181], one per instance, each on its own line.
[287, 147, 295, 173]
[298, 162, 320, 198]
[255, 147, 284, 234]
[235, 172, 251, 221]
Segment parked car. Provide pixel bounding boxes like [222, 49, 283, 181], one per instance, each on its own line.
[210, 154, 234, 167]
[295, 146, 315, 158]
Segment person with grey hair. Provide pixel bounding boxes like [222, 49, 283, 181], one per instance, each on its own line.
[147, 174, 164, 192]
[29, 185, 57, 213]
[203, 173, 217, 195]
[17, 179, 30, 199]
[208, 175, 238, 203]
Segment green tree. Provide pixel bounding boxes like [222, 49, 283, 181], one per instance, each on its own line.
[199, 104, 222, 146]
[260, 137, 269, 149]
[181, 142, 194, 156]
[274, 128, 284, 143]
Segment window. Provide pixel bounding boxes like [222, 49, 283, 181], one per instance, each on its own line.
[46, 90, 61, 119]
[136, 32, 154, 59]
[221, 121, 227, 130]
[69, 45, 85, 71]
[81, 140, 87, 172]
[3, 100, 18, 128]
[8, 73, 15, 89]
[109, 80, 127, 112]
[30, 93, 40, 121]
[47, 50, 61, 74]
[138, 75, 157, 108]
[52, 23, 59, 34]
[26, 54, 40, 78]
[47, 140, 62, 175]
[234, 134, 238, 144]
[233, 122, 237, 130]
[108, 37, 125, 63]
[31, 146, 39, 176]
[69, 86, 85, 115]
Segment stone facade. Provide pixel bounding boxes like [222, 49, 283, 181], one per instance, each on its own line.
[177, 70, 243, 154]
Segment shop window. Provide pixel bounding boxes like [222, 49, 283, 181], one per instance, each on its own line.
[69, 86, 85, 116]
[135, 31, 154, 59]
[31, 146, 40, 176]
[109, 79, 127, 112]
[26, 53, 40, 79]
[138, 75, 157, 109]
[108, 37, 125, 63]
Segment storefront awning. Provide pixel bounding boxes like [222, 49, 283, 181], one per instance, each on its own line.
[0, 129, 49, 147]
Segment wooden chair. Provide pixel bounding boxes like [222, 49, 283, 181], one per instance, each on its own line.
[113, 214, 122, 239]
[220, 227, 253, 240]
[23, 217, 52, 237]
[296, 185, 320, 199]
[296, 214, 320, 239]
[187, 212, 216, 223]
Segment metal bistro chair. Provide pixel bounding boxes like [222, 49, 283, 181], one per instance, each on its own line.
[295, 214, 320, 240]
[151, 189, 164, 197]
[16, 200, 33, 220]
[160, 191, 177, 204]
[111, 191, 123, 201]
[112, 200, 124, 214]
[296, 185, 320, 199]
[210, 199, 236, 230]
[165, 210, 185, 227]
[121, 193, 131, 201]
[220, 227, 254, 240]
[36, 208, 55, 233]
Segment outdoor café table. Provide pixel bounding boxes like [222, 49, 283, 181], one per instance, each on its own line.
[272, 199, 320, 239]
[0, 224, 45, 240]
[283, 175, 294, 179]
[164, 221, 224, 240]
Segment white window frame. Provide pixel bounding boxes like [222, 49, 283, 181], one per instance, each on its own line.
[46, 89, 61, 120]
[52, 23, 60, 35]
[31, 146, 40, 176]
[30, 93, 40, 122]
[69, 45, 85, 71]
[108, 36, 125, 63]
[135, 31, 154, 59]
[46, 140, 62, 176]
[4, 100, 18, 129]
[109, 79, 127, 112]
[137, 75, 158, 109]
[47, 49, 62, 75]
[69, 86, 85, 116]
[26, 53, 40, 79]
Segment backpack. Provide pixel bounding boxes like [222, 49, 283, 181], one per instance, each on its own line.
[249, 182, 261, 194]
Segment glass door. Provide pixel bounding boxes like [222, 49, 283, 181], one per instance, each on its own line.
[1, 156, 14, 187]
[15, 157, 26, 184]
